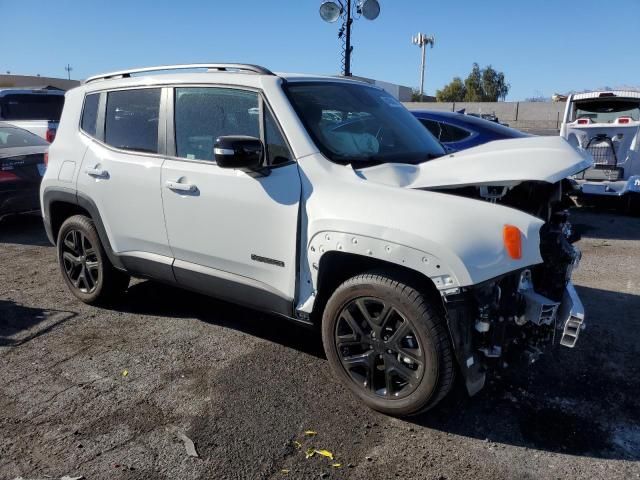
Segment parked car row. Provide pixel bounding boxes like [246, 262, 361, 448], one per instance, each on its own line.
[0, 87, 66, 219]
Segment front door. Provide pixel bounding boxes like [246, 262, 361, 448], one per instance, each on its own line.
[161, 86, 300, 314]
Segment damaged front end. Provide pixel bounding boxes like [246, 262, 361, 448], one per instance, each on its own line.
[439, 182, 585, 396]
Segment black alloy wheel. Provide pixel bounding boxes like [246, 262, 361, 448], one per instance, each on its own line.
[322, 272, 455, 416]
[335, 297, 424, 399]
[56, 215, 130, 305]
[61, 229, 100, 293]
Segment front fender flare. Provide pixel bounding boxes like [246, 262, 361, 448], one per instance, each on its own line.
[307, 231, 462, 290]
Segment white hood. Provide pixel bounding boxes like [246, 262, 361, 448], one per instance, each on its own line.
[355, 136, 593, 189]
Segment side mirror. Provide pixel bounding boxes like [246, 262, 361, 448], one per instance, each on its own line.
[214, 136, 264, 171]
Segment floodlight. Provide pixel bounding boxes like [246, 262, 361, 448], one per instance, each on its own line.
[320, 1, 342, 23]
[360, 0, 380, 20]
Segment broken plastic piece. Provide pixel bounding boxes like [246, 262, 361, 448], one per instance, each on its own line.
[177, 432, 199, 458]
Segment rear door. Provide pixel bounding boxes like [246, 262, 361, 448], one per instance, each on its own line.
[76, 88, 172, 276]
[160, 86, 301, 314]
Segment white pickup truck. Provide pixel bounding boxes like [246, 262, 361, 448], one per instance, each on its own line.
[560, 90, 640, 213]
[0, 88, 65, 142]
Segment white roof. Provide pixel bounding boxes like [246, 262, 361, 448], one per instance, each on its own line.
[571, 90, 640, 100]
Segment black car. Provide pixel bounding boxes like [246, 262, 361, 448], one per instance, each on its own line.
[0, 122, 48, 220]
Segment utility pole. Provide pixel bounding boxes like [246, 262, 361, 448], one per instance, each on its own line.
[412, 33, 435, 100]
[64, 64, 73, 80]
[344, 0, 352, 76]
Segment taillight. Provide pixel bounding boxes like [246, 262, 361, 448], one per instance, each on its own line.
[617, 117, 631, 124]
[503, 225, 522, 260]
[45, 128, 56, 143]
[0, 171, 19, 182]
[44, 152, 49, 166]
[576, 118, 590, 125]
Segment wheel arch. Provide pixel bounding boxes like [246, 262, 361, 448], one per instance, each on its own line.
[311, 250, 445, 323]
[42, 187, 124, 270]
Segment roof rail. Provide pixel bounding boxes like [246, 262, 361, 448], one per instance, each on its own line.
[83, 63, 274, 84]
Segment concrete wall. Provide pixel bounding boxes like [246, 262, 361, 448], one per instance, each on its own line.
[403, 101, 566, 133]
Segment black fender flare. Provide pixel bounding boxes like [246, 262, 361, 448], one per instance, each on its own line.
[42, 187, 125, 270]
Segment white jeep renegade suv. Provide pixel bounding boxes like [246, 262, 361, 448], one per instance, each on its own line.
[41, 64, 591, 416]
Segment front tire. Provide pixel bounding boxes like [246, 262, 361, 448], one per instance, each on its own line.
[57, 215, 130, 305]
[322, 272, 455, 416]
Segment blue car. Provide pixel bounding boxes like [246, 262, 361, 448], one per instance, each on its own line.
[411, 110, 528, 152]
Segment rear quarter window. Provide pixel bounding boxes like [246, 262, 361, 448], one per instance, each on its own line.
[80, 93, 100, 137]
[104, 89, 161, 153]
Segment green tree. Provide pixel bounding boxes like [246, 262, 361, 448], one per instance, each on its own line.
[464, 63, 484, 101]
[435, 77, 466, 102]
[436, 63, 510, 102]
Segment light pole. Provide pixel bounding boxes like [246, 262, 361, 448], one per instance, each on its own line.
[64, 63, 73, 80]
[319, 0, 381, 76]
[412, 33, 435, 100]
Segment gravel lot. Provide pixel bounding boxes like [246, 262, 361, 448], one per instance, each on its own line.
[0, 209, 638, 480]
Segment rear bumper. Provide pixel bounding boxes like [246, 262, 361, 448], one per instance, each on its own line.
[573, 175, 640, 197]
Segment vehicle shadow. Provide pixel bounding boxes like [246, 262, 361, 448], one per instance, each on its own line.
[571, 206, 640, 241]
[0, 213, 50, 247]
[0, 299, 77, 348]
[105, 280, 639, 460]
[113, 279, 325, 359]
[409, 284, 640, 460]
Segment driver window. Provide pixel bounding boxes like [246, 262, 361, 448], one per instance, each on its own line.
[264, 107, 292, 165]
[174, 87, 259, 161]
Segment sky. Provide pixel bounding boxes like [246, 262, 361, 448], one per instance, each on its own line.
[2, 0, 639, 100]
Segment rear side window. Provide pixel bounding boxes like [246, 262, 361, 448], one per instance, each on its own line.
[419, 119, 442, 139]
[105, 89, 161, 153]
[174, 87, 259, 161]
[439, 122, 471, 142]
[81, 93, 100, 137]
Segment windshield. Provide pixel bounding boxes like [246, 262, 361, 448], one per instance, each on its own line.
[574, 99, 640, 123]
[286, 82, 445, 165]
[0, 125, 49, 148]
[0, 93, 64, 121]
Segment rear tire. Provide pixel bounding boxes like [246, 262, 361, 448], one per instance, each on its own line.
[321, 272, 454, 417]
[57, 215, 130, 305]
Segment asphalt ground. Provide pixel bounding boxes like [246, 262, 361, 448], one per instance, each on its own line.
[0, 208, 638, 480]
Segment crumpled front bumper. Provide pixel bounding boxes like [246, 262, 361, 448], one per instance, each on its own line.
[556, 282, 585, 348]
